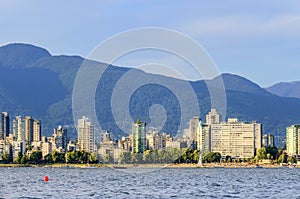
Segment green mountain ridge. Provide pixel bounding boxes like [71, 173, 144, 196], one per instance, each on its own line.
[0, 43, 298, 146]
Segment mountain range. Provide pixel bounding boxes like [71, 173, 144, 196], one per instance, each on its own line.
[0, 43, 299, 146]
[266, 81, 300, 99]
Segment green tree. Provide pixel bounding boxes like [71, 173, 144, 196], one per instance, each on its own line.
[158, 149, 168, 163]
[51, 151, 65, 163]
[203, 152, 221, 163]
[2, 153, 12, 163]
[131, 153, 138, 164]
[288, 155, 297, 164]
[278, 153, 288, 164]
[225, 155, 232, 163]
[256, 147, 267, 160]
[142, 150, 152, 163]
[266, 146, 278, 160]
[29, 151, 42, 164]
[44, 153, 53, 163]
[51, 151, 60, 163]
[102, 154, 114, 163]
[14, 152, 23, 164]
[25, 144, 32, 151]
[118, 152, 131, 164]
[88, 153, 99, 164]
[192, 150, 200, 163]
[20, 156, 27, 164]
[79, 151, 89, 164]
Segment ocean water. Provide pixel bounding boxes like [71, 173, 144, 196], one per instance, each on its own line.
[0, 167, 299, 198]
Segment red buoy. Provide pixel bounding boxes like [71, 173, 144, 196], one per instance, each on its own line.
[44, 176, 49, 182]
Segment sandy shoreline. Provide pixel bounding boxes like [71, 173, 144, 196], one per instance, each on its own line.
[0, 163, 297, 169]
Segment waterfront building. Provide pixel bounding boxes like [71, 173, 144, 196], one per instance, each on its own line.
[5, 134, 14, 144]
[286, 125, 300, 155]
[118, 136, 132, 152]
[195, 109, 262, 159]
[78, 116, 95, 153]
[132, 119, 146, 153]
[262, 134, 275, 147]
[41, 137, 52, 157]
[211, 118, 262, 159]
[165, 136, 188, 149]
[196, 120, 211, 153]
[165, 140, 181, 149]
[25, 116, 34, 144]
[146, 130, 169, 150]
[0, 140, 11, 160]
[0, 112, 10, 139]
[98, 130, 115, 157]
[52, 126, 67, 152]
[33, 120, 41, 142]
[189, 116, 200, 141]
[12, 141, 24, 158]
[13, 116, 24, 142]
[67, 141, 76, 151]
[31, 141, 42, 152]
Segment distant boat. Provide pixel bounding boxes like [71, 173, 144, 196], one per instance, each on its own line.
[255, 164, 263, 168]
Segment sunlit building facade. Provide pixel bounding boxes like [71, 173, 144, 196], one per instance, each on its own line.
[286, 125, 300, 155]
[78, 116, 95, 153]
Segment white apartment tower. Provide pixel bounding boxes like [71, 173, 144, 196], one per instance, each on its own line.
[78, 116, 95, 153]
[195, 109, 262, 159]
[286, 125, 300, 155]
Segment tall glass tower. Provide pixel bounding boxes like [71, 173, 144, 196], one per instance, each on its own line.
[132, 118, 146, 153]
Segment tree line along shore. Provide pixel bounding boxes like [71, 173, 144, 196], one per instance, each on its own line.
[0, 145, 297, 168]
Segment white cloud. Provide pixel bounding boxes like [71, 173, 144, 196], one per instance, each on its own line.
[181, 14, 300, 38]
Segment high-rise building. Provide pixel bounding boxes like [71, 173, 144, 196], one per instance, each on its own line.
[0, 112, 10, 139]
[146, 130, 167, 150]
[118, 136, 132, 152]
[206, 109, 222, 125]
[13, 116, 24, 142]
[189, 116, 200, 141]
[33, 120, 41, 142]
[0, 113, 5, 140]
[286, 125, 300, 155]
[41, 137, 52, 158]
[196, 120, 211, 153]
[78, 116, 95, 153]
[53, 126, 67, 152]
[262, 134, 275, 147]
[132, 118, 146, 153]
[196, 109, 262, 159]
[211, 118, 262, 159]
[13, 115, 41, 144]
[25, 116, 34, 144]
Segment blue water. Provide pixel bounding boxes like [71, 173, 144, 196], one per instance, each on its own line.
[0, 167, 299, 198]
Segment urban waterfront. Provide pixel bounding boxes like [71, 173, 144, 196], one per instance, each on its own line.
[0, 167, 299, 198]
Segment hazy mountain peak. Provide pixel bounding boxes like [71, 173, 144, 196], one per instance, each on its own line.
[209, 73, 270, 96]
[0, 43, 51, 68]
[266, 81, 300, 99]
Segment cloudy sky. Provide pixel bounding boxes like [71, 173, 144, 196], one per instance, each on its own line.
[1, 0, 300, 87]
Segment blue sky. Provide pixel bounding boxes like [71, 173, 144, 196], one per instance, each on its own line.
[1, 0, 300, 87]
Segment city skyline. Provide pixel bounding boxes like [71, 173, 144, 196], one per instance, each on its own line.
[0, 109, 272, 162]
